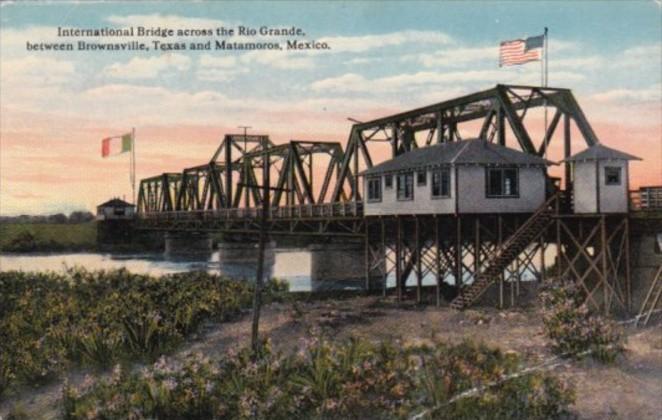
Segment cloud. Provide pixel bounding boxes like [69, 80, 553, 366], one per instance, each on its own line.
[622, 43, 661, 60]
[240, 50, 316, 70]
[106, 14, 227, 30]
[318, 30, 453, 53]
[310, 68, 586, 94]
[590, 84, 661, 103]
[550, 56, 605, 71]
[417, 46, 498, 68]
[615, 43, 662, 69]
[234, 30, 454, 71]
[0, 25, 59, 52]
[196, 54, 249, 81]
[103, 53, 191, 79]
[0, 56, 75, 86]
[408, 39, 581, 69]
[309, 70, 499, 93]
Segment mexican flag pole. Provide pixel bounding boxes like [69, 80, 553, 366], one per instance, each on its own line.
[130, 128, 136, 205]
[101, 129, 136, 203]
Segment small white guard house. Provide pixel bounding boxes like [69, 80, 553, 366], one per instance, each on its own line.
[96, 198, 136, 220]
[563, 143, 641, 214]
[361, 139, 552, 216]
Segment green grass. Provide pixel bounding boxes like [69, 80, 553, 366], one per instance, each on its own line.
[0, 223, 97, 252]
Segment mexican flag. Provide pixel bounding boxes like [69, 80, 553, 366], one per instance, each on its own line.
[101, 133, 132, 157]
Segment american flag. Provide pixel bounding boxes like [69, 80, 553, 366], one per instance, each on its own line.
[499, 34, 545, 67]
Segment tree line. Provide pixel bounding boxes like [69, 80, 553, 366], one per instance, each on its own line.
[0, 211, 95, 224]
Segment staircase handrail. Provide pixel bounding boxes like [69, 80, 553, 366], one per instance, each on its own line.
[491, 192, 559, 265]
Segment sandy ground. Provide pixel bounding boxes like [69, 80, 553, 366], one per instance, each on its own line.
[2, 297, 661, 419]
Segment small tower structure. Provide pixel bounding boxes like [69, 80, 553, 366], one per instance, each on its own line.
[563, 143, 641, 213]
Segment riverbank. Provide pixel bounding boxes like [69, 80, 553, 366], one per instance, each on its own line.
[0, 223, 97, 253]
[1, 276, 660, 418]
[0, 223, 162, 254]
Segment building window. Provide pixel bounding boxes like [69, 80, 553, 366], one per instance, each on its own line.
[384, 174, 393, 189]
[486, 167, 519, 198]
[417, 170, 427, 186]
[367, 177, 382, 202]
[605, 166, 621, 185]
[397, 172, 414, 201]
[431, 168, 451, 198]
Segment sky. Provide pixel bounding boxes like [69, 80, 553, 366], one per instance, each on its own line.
[1, 0, 660, 215]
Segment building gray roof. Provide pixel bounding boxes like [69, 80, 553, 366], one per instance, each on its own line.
[562, 143, 642, 162]
[97, 198, 134, 208]
[361, 139, 553, 176]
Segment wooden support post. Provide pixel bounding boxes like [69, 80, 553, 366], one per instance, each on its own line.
[556, 217, 563, 281]
[515, 250, 521, 298]
[624, 217, 631, 313]
[510, 262, 515, 307]
[474, 217, 481, 276]
[456, 216, 463, 297]
[364, 220, 370, 292]
[540, 235, 546, 283]
[515, 216, 521, 298]
[415, 217, 422, 304]
[435, 216, 441, 307]
[601, 215, 609, 315]
[498, 216, 504, 308]
[396, 216, 402, 302]
[381, 217, 387, 297]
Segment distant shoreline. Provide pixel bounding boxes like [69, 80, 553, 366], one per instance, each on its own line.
[0, 222, 153, 254]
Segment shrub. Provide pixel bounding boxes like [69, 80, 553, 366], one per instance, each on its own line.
[6, 403, 31, 420]
[0, 268, 288, 399]
[7, 230, 37, 252]
[540, 281, 625, 363]
[63, 337, 575, 419]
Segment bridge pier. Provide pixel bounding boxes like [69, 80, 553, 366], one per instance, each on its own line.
[164, 232, 213, 258]
[216, 241, 276, 281]
[309, 243, 384, 291]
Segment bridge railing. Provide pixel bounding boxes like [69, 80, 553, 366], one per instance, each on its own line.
[138, 201, 364, 221]
[630, 186, 662, 211]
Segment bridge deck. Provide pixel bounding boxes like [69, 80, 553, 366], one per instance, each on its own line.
[136, 202, 366, 236]
[139, 202, 363, 221]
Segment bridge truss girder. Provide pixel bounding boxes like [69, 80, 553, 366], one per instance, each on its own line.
[137, 134, 347, 213]
[137, 84, 603, 226]
[331, 84, 599, 202]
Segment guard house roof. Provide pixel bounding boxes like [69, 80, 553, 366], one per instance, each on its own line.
[97, 198, 134, 208]
[562, 143, 642, 162]
[361, 138, 554, 176]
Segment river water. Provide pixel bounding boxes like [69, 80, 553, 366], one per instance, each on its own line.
[0, 250, 317, 291]
[0, 247, 545, 292]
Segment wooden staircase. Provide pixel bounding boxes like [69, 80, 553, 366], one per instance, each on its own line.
[635, 265, 662, 327]
[450, 193, 559, 310]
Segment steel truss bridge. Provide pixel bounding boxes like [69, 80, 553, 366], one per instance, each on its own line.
[134, 84, 659, 312]
[137, 84, 599, 235]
